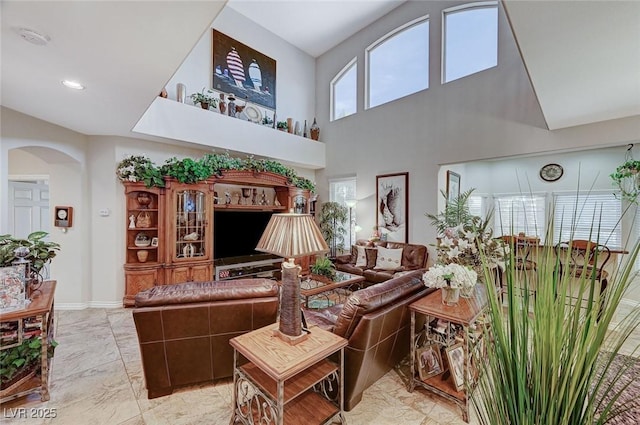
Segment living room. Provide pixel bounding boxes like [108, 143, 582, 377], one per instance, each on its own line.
[1, 1, 639, 424]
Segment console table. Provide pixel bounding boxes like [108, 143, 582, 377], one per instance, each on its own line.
[229, 323, 347, 425]
[407, 285, 488, 423]
[0, 281, 56, 404]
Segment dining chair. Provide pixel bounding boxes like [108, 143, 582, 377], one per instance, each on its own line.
[554, 239, 611, 318]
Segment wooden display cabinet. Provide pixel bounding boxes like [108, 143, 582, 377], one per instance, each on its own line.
[164, 179, 214, 285]
[123, 183, 164, 306]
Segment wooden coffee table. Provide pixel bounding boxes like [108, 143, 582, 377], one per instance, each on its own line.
[299, 271, 365, 309]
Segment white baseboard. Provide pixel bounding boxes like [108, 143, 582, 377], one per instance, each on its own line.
[55, 301, 123, 310]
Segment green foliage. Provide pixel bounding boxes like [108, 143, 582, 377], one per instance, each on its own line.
[0, 337, 57, 384]
[161, 157, 212, 184]
[116, 153, 314, 190]
[291, 176, 315, 192]
[610, 159, 640, 203]
[318, 202, 348, 257]
[472, 215, 640, 424]
[426, 188, 478, 235]
[189, 87, 218, 108]
[0, 232, 60, 275]
[310, 256, 336, 279]
[276, 121, 288, 130]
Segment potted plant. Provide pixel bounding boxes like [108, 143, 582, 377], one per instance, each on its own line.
[310, 256, 336, 281]
[0, 336, 57, 393]
[190, 88, 218, 110]
[610, 158, 640, 203]
[0, 232, 60, 280]
[276, 121, 288, 132]
[471, 208, 640, 424]
[318, 202, 348, 258]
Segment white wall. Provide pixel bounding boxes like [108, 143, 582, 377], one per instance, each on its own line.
[166, 6, 316, 128]
[315, 1, 640, 249]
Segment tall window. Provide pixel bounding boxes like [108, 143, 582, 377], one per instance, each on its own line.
[553, 192, 622, 247]
[442, 2, 498, 83]
[329, 178, 357, 248]
[494, 194, 546, 241]
[331, 58, 357, 121]
[366, 15, 429, 109]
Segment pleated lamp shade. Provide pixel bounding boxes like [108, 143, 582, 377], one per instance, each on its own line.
[256, 213, 328, 259]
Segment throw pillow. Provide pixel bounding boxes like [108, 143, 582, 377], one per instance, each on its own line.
[354, 245, 367, 267]
[375, 246, 403, 271]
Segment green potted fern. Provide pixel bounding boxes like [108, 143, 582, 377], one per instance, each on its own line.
[310, 256, 336, 281]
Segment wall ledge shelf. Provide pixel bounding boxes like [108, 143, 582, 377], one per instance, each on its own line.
[133, 97, 325, 170]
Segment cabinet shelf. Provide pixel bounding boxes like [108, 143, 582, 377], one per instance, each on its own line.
[176, 240, 204, 244]
[128, 208, 159, 212]
[128, 246, 158, 250]
[241, 359, 337, 404]
[128, 227, 158, 231]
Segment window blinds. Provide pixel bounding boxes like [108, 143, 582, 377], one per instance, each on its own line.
[493, 195, 546, 241]
[552, 192, 621, 247]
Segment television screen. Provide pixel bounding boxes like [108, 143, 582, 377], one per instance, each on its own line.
[213, 211, 273, 259]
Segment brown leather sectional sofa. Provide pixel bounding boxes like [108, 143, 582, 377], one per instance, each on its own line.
[304, 269, 433, 410]
[132, 279, 279, 399]
[334, 239, 429, 285]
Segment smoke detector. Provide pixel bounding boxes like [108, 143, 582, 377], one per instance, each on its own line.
[16, 28, 50, 46]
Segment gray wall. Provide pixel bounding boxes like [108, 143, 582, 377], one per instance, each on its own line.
[315, 0, 640, 247]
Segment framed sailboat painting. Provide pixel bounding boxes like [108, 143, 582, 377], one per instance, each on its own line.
[212, 30, 277, 111]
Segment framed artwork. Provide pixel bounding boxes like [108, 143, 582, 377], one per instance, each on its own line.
[0, 265, 27, 313]
[151, 237, 159, 247]
[376, 172, 409, 243]
[446, 171, 460, 203]
[212, 30, 277, 111]
[416, 344, 444, 380]
[445, 343, 466, 392]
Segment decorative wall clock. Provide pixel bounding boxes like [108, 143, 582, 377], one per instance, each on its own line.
[540, 163, 564, 182]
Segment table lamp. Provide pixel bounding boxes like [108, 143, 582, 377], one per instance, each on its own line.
[256, 213, 329, 344]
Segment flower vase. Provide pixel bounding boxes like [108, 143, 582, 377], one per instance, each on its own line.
[441, 287, 460, 306]
[460, 285, 475, 298]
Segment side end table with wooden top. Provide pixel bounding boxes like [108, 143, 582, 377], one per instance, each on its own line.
[229, 323, 348, 425]
[407, 284, 489, 423]
[0, 280, 56, 404]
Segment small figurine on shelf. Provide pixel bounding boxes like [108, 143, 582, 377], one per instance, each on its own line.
[252, 188, 258, 205]
[129, 215, 136, 229]
[260, 190, 267, 205]
[225, 191, 231, 205]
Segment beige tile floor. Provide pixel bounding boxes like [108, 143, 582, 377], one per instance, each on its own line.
[2, 308, 639, 425]
[1, 308, 479, 425]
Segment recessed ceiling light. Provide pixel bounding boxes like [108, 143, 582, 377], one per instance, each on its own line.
[62, 80, 85, 90]
[16, 28, 50, 46]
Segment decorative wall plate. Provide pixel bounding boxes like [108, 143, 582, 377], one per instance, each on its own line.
[540, 163, 564, 182]
[243, 105, 262, 123]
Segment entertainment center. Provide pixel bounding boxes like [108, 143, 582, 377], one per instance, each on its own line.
[122, 170, 311, 306]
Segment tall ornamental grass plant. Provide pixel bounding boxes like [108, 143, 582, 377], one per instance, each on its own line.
[472, 214, 640, 425]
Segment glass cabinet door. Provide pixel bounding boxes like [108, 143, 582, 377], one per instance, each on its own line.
[175, 190, 207, 260]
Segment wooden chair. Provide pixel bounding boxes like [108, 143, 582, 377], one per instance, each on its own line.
[499, 235, 539, 300]
[500, 235, 538, 271]
[554, 239, 611, 318]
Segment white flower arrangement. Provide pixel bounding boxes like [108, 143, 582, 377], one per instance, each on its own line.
[436, 223, 507, 279]
[116, 154, 153, 183]
[423, 263, 477, 290]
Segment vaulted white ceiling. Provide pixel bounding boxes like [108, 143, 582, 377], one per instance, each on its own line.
[1, 1, 638, 139]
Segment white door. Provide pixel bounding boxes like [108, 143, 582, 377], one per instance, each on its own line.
[8, 180, 50, 238]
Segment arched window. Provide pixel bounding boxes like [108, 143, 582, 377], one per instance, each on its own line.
[442, 2, 498, 83]
[330, 58, 357, 121]
[366, 15, 429, 109]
